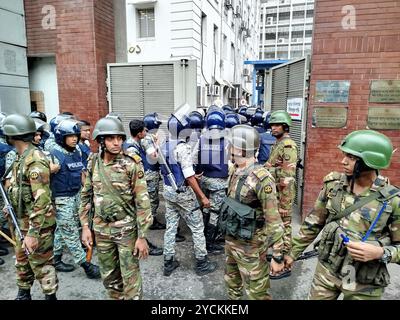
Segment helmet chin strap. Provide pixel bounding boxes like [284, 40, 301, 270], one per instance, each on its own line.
[349, 159, 374, 193]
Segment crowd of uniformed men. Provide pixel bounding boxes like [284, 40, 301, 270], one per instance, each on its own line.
[0, 103, 399, 300]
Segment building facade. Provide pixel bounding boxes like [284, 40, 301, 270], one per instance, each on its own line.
[125, 0, 260, 107]
[259, 0, 314, 60]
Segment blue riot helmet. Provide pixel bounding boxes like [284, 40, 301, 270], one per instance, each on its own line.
[144, 112, 162, 131]
[54, 119, 81, 147]
[50, 114, 74, 133]
[29, 111, 47, 123]
[225, 113, 240, 128]
[238, 106, 248, 118]
[206, 108, 225, 130]
[167, 103, 194, 138]
[238, 114, 248, 124]
[250, 110, 264, 127]
[222, 105, 234, 114]
[189, 111, 204, 130]
[263, 111, 272, 130]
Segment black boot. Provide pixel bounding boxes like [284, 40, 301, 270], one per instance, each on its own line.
[45, 293, 57, 300]
[80, 261, 101, 279]
[195, 256, 217, 276]
[0, 257, 4, 266]
[0, 246, 8, 256]
[149, 217, 166, 230]
[163, 256, 179, 276]
[54, 254, 75, 272]
[147, 240, 163, 256]
[176, 227, 185, 243]
[15, 288, 31, 300]
[205, 225, 224, 255]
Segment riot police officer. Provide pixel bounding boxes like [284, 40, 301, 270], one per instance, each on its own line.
[256, 112, 276, 165]
[225, 113, 240, 129]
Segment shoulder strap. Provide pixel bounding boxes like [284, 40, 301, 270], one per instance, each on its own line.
[234, 164, 259, 201]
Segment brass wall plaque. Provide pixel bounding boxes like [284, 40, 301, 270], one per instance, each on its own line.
[312, 107, 348, 128]
[315, 81, 350, 103]
[369, 80, 400, 103]
[367, 107, 400, 130]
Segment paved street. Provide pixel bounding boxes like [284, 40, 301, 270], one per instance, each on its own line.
[1, 203, 399, 300]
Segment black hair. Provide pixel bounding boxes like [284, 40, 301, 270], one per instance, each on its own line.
[62, 111, 74, 116]
[129, 119, 145, 137]
[79, 120, 91, 126]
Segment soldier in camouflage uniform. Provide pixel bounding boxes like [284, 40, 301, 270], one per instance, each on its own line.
[286, 130, 400, 300]
[197, 107, 228, 255]
[222, 125, 285, 300]
[2, 114, 58, 300]
[80, 117, 152, 300]
[50, 119, 100, 278]
[160, 107, 217, 277]
[265, 110, 297, 273]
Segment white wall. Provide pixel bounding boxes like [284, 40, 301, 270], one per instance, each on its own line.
[28, 57, 59, 120]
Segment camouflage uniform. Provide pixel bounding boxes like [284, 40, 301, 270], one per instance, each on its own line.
[163, 142, 208, 260]
[79, 152, 152, 300]
[7, 144, 58, 295]
[225, 164, 284, 300]
[44, 133, 57, 153]
[51, 144, 86, 265]
[265, 134, 297, 254]
[289, 172, 400, 300]
[200, 176, 227, 227]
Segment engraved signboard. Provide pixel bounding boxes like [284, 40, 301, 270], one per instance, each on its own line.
[315, 81, 350, 103]
[369, 80, 400, 103]
[367, 107, 400, 130]
[312, 107, 348, 128]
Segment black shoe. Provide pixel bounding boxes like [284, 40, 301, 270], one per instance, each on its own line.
[163, 257, 179, 276]
[45, 293, 57, 300]
[149, 218, 166, 230]
[54, 254, 75, 272]
[175, 234, 185, 243]
[0, 246, 8, 256]
[0, 257, 4, 266]
[270, 269, 291, 280]
[195, 256, 217, 276]
[206, 242, 224, 255]
[15, 288, 31, 300]
[81, 261, 101, 279]
[147, 240, 163, 256]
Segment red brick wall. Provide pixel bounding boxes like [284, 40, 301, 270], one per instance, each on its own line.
[24, 0, 115, 126]
[302, 0, 400, 216]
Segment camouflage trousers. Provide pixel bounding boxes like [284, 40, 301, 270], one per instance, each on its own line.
[281, 214, 292, 255]
[15, 228, 58, 295]
[277, 181, 295, 255]
[163, 186, 207, 260]
[145, 170, 161, 217]
[308, 261, 384, 300]
[200, 176, 227, 227]
[224, 235, 271, 300]
[53, 194, 86, 265]
[95, 218, 142, 300]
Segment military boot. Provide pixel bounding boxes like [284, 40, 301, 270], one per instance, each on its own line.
[205, 225, 224, 255]
[45, 293, 57, 300]
[0, 246, 9, 256]
[195, 256, 217, 276]
[80, 261, 101, 279]
[15, 288, 31, 300]
[147, 240, 163, 256]
[54, 254, 75, 272]
[163, 257, 179, 276]
[149, 217, 166, 230]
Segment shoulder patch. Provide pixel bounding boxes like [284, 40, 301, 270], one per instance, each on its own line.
[137, 170, 144, 179]
[252, 166, 272, 182]
[30, 169, 40, 180]
[323, 171, 343, 183]
[123, 150, 142, 163]
[132, 154, 142, 164]
[264, 185, 273, 194]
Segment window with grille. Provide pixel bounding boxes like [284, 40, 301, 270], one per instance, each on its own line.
[137, 8, 155, 38]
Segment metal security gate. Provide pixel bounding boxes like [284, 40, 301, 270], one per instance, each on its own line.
[107, 60, 197, 135]
[269, 56, 311, 208]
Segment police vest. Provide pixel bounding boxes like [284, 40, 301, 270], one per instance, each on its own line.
[78, 142, 91, 169]
[257, 132, 276, 164]
[0, 142, 13, 177]
[50, 148, 84, 197]
[198, 135, 229, 178]
[123, 141, 159, 172]
[160, 139, 186, 188]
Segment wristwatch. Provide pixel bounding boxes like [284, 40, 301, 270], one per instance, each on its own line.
[379, 248, 392, 264]
[272, 255, 284, 264]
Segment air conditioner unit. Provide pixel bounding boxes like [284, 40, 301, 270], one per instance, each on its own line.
[213, 85, 221, 96]
[243, 68, 250, 76]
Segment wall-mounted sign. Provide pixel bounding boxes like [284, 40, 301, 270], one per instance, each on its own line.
[367, 107, 400, 130]
[369, 80, 400, 103]
[287, 97, 303, 120]
[312, 106, 348, 128]
[315, 80, 350, 103]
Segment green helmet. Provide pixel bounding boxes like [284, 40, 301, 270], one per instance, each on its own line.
[228, 124, 260, 154]
[3, 114, 36, 136]
[269, 110, 292, 127]
[92, 117, 126, 140]
[339, 130, 393, 169]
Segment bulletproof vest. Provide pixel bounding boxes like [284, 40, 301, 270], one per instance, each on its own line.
[160, 139, 186, 188]
[123, 141, 159, 172]
[257, 131, 276, 164]
[50, 148, 84, 197]
[78, 142, 91, 169]
[198, 135, 229, 178]
[0, 142, 13, 178]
